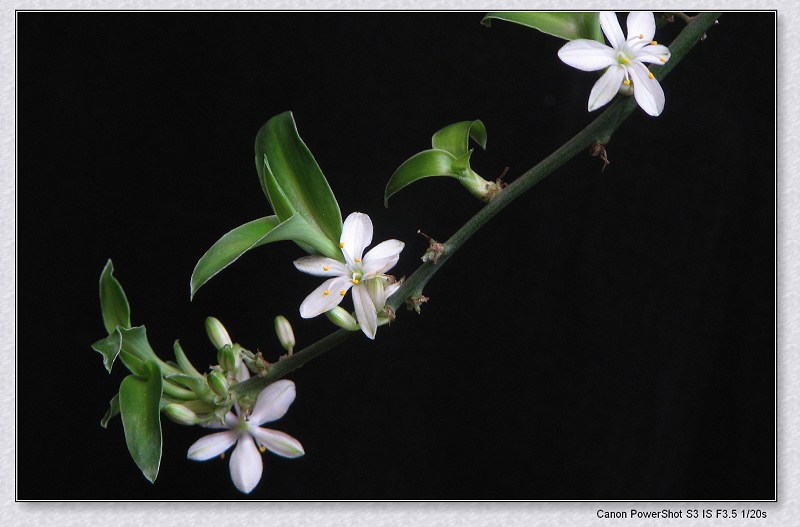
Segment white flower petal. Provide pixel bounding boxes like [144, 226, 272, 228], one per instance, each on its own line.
[187, 430, 239, 461]
[365, 277, 386, 312]
[362, 239, 404, 275]
[384, 281, 401, 300]
[340, 212, 373, 264]
[249, 379, 296, 426]
[588, 65, 625, 111]
[250, 427, 306, 458]
[293, 256, 348, 277]
[637, 44, 671, 65]
[626, 11, 655, 42]
[235, 361, 250, 383]
[352, 283, 378, 340]
[628, 61, 665, 116]
[557, 39, 616, 72]
[600, 12, 625, 50]
[229, 434, 263, 494]
[299, 276, 352, 318]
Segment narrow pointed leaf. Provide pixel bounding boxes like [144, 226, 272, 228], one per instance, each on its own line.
[191, 215, 341, 298]
[384, 149, 459, 206]
[259, 155, 295, 222]
[92, 329, 122, 372]
[482, 12, 603, 42]
[100, 393, 120, 428]
[119, 360, 163, 483]
[431, 120, 487, 158]
[99, 259, 131, 334]
[118, 325, 161, 367]
[173, 340, 203, 378]
[255, 111, 342, 244]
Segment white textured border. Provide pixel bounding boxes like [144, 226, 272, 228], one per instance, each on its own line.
[4, 1, 795, 526]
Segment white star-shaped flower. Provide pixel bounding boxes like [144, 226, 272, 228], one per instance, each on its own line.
[294, 212, 404, 339]
[187, 376, 304, 494]
[558, 11, 671, 116]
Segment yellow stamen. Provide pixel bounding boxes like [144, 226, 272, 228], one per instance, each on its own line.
[323, 265, 330, 271]
[354, 258, 361, 263]
[622, 57, 630, 64]
[339, 289, 347, 296]
[339, 242, 345, 248]
[639, 33, 644, 39]
[648, 71, 654, 79]
[352, 279, 360, 285]
[220, 453, 226, 460]
[659, 57, 667, 63]
[623, 79, 631, 86]
[259, 446, 266, 453]
[651, 40, 658, 45]
[323, 289, 331, 296]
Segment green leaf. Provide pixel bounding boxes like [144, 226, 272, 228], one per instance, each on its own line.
[92, 329, 122, 372]
[100, 393, 120, 428]
[255, 111, 342, 244]
[190, 215, 341, 299]
[119, 360, 163, 483]
[173, 340, 203, 378]
[482, 12, 604, 42]
[116, 325, 168, 378]
[384, 149, 459, 206]
[99, 259, 131, 334]
[431, 120, 487, 158]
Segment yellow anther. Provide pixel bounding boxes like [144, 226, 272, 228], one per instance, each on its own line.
[659, 57, 667, 63]
[651, 40, 658, 45]
[648, 72, 654, 79]
[623, 79, 632, 86]
[639, 33, 644, 39]
[220, 453, 226, 460]
[622, 57, 630, 64]
[323, 289, 331, 296]
[339, 242, 345, 248]
[323, 265, 330, 271]
[354, 258, 361, 263]
[259, 446, 266, 453]
[339, 289, 347, 296]
[352, 279, 360, 285]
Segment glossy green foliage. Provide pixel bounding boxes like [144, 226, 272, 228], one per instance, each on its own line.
[384, 120, 487, 206]
[100, 393, 120, 428]
[92, 260, 133, 372]
[190, 215, 340, 299]
[482, 12, 603, 42]
[255, 111, 342, 242]
[119, 360, 163, 483]
[193, 112, 344, 298]
[99, 260, 131, 334]
[92, 330, 123, 373]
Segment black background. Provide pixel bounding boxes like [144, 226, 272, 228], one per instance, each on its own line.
[17, 12, 775, 500]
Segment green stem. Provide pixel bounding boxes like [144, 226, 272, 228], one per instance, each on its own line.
[233, 12, 722, 400]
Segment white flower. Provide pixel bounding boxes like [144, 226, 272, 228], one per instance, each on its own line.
[294, 212, 404, 340]
[558, 11, 671, 116]
[187, 377, 304, 494]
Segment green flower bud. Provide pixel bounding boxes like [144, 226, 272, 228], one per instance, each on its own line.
[274, 315, 295, 354]
[164, 403, 199, 426]
[325, 306, 360, 331]
[217, 344, 240, 373]
[208, 370, 229, 398]
[205, 316, 233, 351]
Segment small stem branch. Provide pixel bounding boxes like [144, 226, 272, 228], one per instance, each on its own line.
[233, 11, 722, 400]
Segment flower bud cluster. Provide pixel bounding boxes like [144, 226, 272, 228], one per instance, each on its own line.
[163, 315, 297, 426]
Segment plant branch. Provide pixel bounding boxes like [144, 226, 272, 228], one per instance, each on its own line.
[233, 11, 722, 399]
